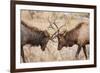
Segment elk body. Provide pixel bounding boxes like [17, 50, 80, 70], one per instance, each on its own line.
[57, 22, 89, 59]
[21, 21, 50, 62]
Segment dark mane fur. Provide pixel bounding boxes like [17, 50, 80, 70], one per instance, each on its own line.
[21, 20, 40, 32]
[65, 22, 86, 37]
[69, 22, 85, 32]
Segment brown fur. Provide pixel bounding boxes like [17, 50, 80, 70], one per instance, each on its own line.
[21, 20, 50, 62]
[57, 22, 89, 59]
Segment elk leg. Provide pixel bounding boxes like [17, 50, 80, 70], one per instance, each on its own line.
[21, 46, 26, 63]
[83, 45, 87, 59]
[41, 44, 46, 51]
[75, 45, 81, 59]
[58, 44, 62, 50]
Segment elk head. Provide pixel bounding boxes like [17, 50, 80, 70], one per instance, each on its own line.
[57, 31, 67, 50]
[47, 16, 67, 50]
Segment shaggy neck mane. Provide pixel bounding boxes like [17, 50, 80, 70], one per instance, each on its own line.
[69, 22, 85, 32]
[65, 22, 85, 37]
[74, 22, 85, 30]
[21, 20, 40, 32]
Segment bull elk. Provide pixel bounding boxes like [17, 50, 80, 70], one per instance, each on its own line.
[21, 20, 56, 62]
[21, 15, 63, 62]
[53, 22, 89, 59]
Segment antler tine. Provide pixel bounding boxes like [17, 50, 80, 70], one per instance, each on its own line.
[48, 17, 55, 29]
[50, 24, 65, 39]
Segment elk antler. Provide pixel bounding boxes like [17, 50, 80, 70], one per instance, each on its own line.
[50, 24, 65, 40]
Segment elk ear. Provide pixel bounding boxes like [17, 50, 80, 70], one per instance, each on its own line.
[64, 29, 68, 36]
[44, 31, 50, 37]
[62, 30, 66, 36]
